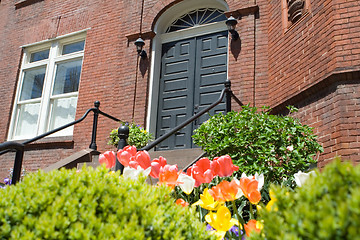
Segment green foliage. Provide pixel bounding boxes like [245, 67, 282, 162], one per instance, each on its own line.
[192, 106, 323, 185]
[0, 166, 215, 240]
[249, 160, 360, 240]
[108, 122, 153, 149]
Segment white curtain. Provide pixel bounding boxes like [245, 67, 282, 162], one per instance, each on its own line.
[48, 97, 78, 136]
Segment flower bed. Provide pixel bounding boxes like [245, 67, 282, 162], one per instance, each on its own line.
[99, 146, 316, 239]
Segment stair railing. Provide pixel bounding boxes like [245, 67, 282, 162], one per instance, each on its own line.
[113, 80, 243, 172]
[0, 79, 244, 182]
[140, 79, 243, 152]
[0, 101, 123, 184]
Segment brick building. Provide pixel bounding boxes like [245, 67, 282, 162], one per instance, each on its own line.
[0, 0, 359, 179]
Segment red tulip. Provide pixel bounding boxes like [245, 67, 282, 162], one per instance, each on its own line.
[186, 158, 215, 187]
[150, 156, 167, 178]
[117, 145, 137, 167]
[211, 155, 239, 177]
[128, 160, 140, 169]
[133, 150, 151, 170]
[99, 151, 116, 169]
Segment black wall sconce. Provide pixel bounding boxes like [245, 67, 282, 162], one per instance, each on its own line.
[225, 16, 239, 40]
[134, 37, 147, 59]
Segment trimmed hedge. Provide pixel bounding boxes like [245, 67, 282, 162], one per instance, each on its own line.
[0, 166, 214, 240]
[249, 160, 360, 239]
[192, 107, 323, 185]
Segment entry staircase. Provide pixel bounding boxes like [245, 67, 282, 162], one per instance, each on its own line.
[0, 80, 243, 184]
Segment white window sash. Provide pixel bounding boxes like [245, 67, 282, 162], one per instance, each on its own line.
[8, 33, 86, 141]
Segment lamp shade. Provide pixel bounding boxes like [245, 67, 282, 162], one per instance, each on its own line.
[225, 16, 238, 31]
[134, 37, 145, 53]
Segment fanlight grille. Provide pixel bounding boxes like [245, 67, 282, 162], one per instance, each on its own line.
[165, 8, 227, 33]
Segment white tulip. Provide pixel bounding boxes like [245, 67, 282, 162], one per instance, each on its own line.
[178, 173, 195, 195]
[294, 170, 315, 187]
[123, 166, 151, 180]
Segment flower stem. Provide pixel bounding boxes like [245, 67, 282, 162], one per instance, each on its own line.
[198, 205, 203, 222]
[232, 201, 245, 240]
[185, 193, 190, 203]
[174, 188, 178, 199]
[249, 203, 255, 219]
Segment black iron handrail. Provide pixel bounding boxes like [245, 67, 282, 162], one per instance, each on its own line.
[0, 101, 123, 184]
[140, 79, 243, 152]
[0, 142, 24, 185]
[0, 79, 244, 181]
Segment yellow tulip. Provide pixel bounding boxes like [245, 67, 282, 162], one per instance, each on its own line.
[192, 188, 222, 211]
[266, 190, 278, 211]
[205, 206, 239, 240]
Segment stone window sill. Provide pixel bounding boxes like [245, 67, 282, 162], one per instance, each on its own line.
[12, 136, 74, 150]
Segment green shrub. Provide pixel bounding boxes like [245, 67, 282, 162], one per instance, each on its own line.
[108, 122, 153, 149]
[192, 106, 323, 184]
[0, 166, 214, 240]
[249, 160, 360, 240]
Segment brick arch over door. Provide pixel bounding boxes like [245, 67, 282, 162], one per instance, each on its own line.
[146, 0, 230, 150]
[141, 0, 250, 33]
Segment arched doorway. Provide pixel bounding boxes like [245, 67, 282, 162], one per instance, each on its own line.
[147, 0, 229, 150]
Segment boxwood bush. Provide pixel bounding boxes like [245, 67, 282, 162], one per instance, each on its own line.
[192, 106, 323, 185]
[249, 160, 360, 239]
[0, 166, 215, 240]
[108, 122, 153, 149]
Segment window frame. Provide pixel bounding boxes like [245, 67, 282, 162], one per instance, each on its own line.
[8, 31, 86, 140]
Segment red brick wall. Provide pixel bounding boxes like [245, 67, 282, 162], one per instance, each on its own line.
[291, 73, 360, 167]
[267, 0, 337, 105]
[0, 0, 359, 180]
[267, 0, 360, 166]
[0, 0, 136, 179]
[332, 0, 360, 71]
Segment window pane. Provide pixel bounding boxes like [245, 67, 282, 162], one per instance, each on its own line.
[20, 67, 46, 101]
[53, 60, 82, 95]
[30, 49, 49, 62]
[62, 41, 85, 55]
[14, 102, 40, 138]
[48, 97, 77, 135]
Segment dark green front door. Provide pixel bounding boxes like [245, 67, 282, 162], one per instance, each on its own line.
[156, 31, 228, 150]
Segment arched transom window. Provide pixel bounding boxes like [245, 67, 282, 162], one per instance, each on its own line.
[165, 8, 227, 33]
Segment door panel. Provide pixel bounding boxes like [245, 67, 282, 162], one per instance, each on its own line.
[156, 31, 228, 150]
[193, 31, 228, 139]
[157, 38, 196, 150]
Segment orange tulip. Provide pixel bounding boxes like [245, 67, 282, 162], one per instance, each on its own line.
[158, 164, 180, 189]
[244, 219, 262, 237]
[238, 177, 261, 204]
[99, 151, 116, 169]
[208, 180, 241, 203]
[175, 198, 189, 207]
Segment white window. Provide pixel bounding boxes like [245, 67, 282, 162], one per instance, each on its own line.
[8, 32, 86, 140]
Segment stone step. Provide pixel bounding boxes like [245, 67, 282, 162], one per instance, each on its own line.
[43, 148, 100, 172]
[148, 148, 204, 170]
